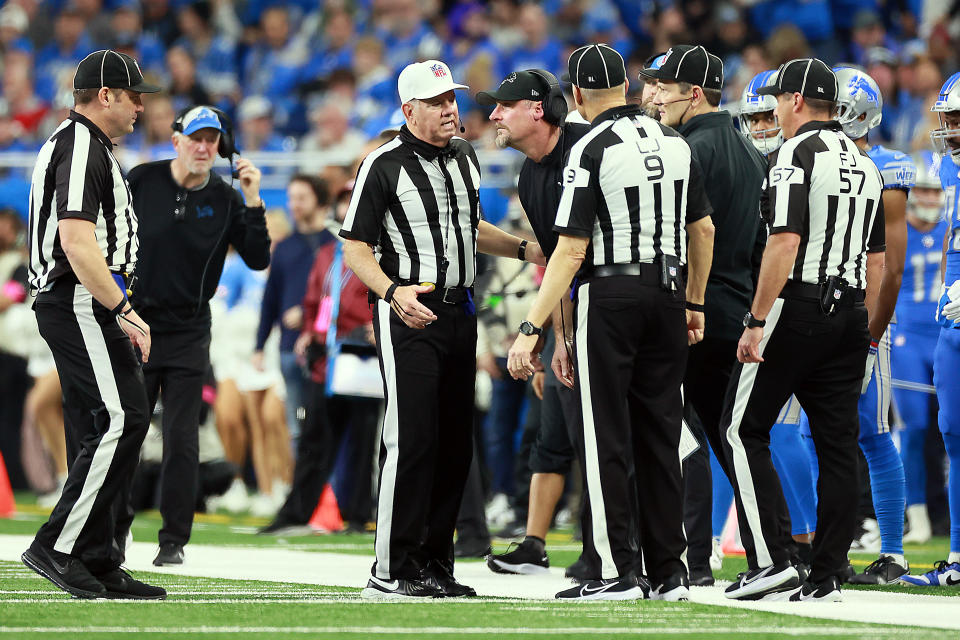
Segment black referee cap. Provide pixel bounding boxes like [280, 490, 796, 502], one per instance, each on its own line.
[74, 49, 161, 93]
[564, 44, 626, 89]
[642, 44, 723, 90]
[756, 58, 838, 101]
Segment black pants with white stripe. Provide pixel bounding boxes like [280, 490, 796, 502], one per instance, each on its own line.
[574, 275, 688, 583]
[372, 298, 476, 580]
[32, 279, 150, 573]
[720, 295, 868, 583]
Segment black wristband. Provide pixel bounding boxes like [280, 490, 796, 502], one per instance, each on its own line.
[111, 298, 128, 316]
[384, 283, 399, 303]
[517, 239, 528, 261]
[685, 301, 705, 313]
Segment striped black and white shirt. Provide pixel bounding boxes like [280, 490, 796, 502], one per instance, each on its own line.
[339, 125, 481, 289]
[554, 104, 711, 267]
[763, 120, 885, 290]
[27, 111, 138, 291]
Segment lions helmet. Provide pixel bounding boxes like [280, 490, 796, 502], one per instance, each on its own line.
[833, 66, 883, 140]
[738, 70, 782, 155]
[908, 150, 945, 223]
[930, 71, 960, 162]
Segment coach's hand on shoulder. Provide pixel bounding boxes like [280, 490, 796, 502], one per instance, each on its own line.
[390, 284, 438, 329]
[737, 327, 763, 364]
[686, 310, 704, 345]
[117, 305, 151, 363]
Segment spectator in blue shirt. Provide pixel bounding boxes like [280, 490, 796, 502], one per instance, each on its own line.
[301, 8, 355, 84]
[0, 4, 33, 56]
[499, 3, 564, 79]
[110, 1, 166, 75]
[166, 45, 213, 114]
[443, 2, 498, 81]
[376, 0, 443, 73]
[174, 1, 239, 104]
[235, 95, 295, 180]
[35, 7, 93, 102]
[254, 175, 334, 448]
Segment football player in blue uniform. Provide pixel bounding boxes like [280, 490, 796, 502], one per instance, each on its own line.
[737, 70, 783, 156]
[901, 71, 960, 587]
[821, 66, 914, 584]
[892, 150, 947, 546]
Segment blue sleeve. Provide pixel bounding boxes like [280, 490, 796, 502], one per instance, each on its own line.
[874, 149, 916, 191]
[255, 252, 283, 350]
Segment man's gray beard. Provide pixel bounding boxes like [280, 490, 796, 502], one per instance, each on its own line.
[494, 129, 511, 149]
[642, 104, 660, 121]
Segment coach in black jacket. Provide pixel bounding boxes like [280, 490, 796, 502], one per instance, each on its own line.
[646, 44, 767, 585]
[126, 106, 270, 566]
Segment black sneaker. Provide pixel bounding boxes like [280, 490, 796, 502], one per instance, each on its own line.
[21, 546, 106, 599]
[839, 560, 856, 584]
[421, 561, 476, 597]
[494, 521, 526, 539]
[258, 521, 313, 536]
[724, 562, 800, 600]
[688, 566, 715, 587]
[651, 572, 690, 601]
[96, 567, 166, 600]
[360, 576, 443, 600]
[486, 539, 549, 575]
[795, 562, 811, 583]
[790, 576, 843, 602]
[453, 536, 492, 558]
[556, 575, 648, 601]
[153, 543, 184, 566]
[848, 555, 909, 585]
[564, 554, 594, 583]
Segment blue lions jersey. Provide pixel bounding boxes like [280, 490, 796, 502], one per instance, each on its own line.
[897, 217, 948, 328]
[869, 145, 917, 191]
[942, 154, 960, 285]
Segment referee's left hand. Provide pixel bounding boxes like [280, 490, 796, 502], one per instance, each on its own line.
[507, 333, 540, 380]
[737, 327, 763, 363]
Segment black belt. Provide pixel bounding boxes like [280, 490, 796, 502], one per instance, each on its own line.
[584, 263, 660, 285]
[780, 280, 865, 303]
[415, 285, 471, 304]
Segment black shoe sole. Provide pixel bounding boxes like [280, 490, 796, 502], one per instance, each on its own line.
[103, 589, 167, 600]
[21, 550, 105, 599]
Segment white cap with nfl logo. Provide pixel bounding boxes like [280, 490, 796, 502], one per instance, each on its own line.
[397, 60, 468, 104]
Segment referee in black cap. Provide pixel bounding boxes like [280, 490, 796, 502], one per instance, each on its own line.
[721, 59, 885, 602]
[645, 44, 768, 586]
[508, 43, 715, 601]
[22, 50, 165, 599]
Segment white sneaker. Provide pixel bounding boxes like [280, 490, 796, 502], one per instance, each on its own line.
[249, 493, 278, 518]
[271, 479, 290, 510]
[220, 478, 250, 514]
[903, 504, 932, 544]
[849, 518, 881, 553]
[710, 536, 724, 571]
[485, 493, 513, 530]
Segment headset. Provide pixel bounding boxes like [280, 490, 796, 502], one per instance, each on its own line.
[172, 105, 240, 177]
[528, 68, 567, 126]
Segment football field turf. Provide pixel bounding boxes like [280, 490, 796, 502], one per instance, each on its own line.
[1, 499, 959, 639]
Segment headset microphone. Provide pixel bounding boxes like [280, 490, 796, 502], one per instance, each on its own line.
[459, 116, 465, 133]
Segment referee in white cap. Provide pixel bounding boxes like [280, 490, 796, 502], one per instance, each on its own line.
[340, 59, 545, 599]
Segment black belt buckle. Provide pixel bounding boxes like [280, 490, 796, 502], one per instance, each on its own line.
[658, 254, 683, 296]
[819, 275, 848, 316]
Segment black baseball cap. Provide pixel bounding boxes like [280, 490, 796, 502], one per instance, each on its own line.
[477, 70, 552, 105]
[564, 43, 626, 89]
[73, 49, 161, 93]
[643, 44, 723, 90]
[756, 58, 838, 101]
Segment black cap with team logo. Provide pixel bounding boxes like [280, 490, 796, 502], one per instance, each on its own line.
[642, 44, 723, 90]
[564, 43, 626, 89]
[477, 70, 551, 105]
[73, 49, 161, 93]
[756, 58, 838, 101]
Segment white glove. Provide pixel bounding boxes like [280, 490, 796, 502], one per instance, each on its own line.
[861, 340, 878, 395]
[943, 281, 960, 322]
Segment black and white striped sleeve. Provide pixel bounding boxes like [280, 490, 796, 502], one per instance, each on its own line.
[767, 141, 811, 236]
[553, 142, 599, 238]
[54, 124, 108, 223]
[340, 154, 390, 245]
[685, 155, 713, 224]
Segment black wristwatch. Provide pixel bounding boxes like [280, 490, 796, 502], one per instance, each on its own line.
[518, 321, 542, 336]
[743, 311, 766, 329]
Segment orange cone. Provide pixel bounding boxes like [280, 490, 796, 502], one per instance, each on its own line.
[720, 502, 745, 556]
[308, 484, 342, 532]
[0, 451, 16, 518]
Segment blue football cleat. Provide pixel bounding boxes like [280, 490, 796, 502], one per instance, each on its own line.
[899, 560, 960, 586]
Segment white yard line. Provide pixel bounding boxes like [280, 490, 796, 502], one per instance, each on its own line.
[1, 534, 959, 630]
